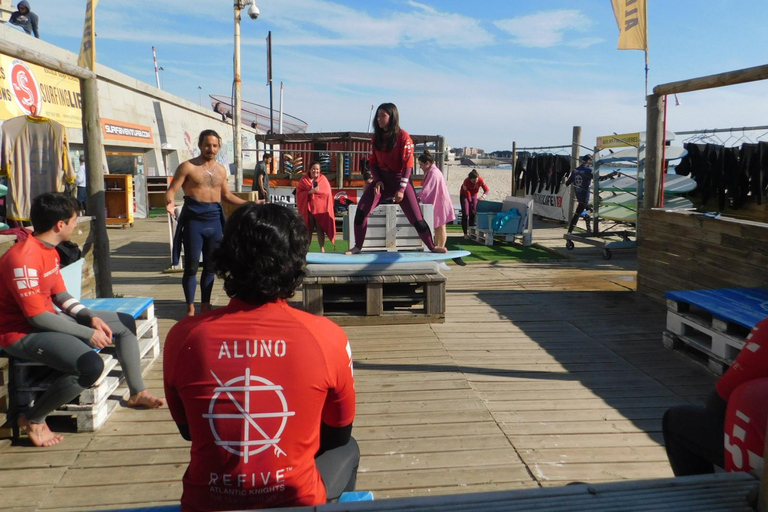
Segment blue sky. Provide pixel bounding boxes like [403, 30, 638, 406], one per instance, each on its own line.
[27, 0, 768, 151]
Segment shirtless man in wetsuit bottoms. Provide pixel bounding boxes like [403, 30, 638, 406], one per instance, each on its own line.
[166, 130, 248, 316]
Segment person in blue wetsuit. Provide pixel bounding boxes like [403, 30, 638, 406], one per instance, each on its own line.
[166, 130, 248, 316]
[565, 154, 593, 233]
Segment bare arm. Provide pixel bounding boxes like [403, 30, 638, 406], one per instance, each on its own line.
[257, 174, 266, 194]
[221, 169, 247, 206]
[166, 164, 189, 215]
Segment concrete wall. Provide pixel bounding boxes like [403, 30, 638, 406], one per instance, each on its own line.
[0, 23, 259, 181]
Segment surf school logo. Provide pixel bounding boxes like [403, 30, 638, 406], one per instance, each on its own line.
[10, 60, 41, 116]
[205, 369, 295, 462]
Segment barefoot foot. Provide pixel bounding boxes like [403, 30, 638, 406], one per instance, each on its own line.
[200, 303, 212, 313]
[345, 247, 362, 255]
[186, 304, 195, 317]
[127, 390, 166, 409]
[431, 247, 448, 254]
[18, 415, 63, 447]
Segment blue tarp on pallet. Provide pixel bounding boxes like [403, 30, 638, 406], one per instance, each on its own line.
[664, 287, 768, 330]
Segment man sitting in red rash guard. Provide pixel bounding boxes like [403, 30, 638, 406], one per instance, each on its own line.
[164, 203, 358, 511]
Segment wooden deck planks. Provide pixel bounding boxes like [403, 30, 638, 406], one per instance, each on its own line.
[0, 217, 724, 511]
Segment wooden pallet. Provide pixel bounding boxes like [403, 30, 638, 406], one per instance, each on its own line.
[303, 263, 446, 326]
[348, 204, 434, 252]
[663, 307, 748, 376]
[47, 335, 160, 432]
[2, 297, 160, 434]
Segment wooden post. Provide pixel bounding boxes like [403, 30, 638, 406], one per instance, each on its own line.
[336, 152, 344, 187]
[437, 136, 446, 174]
[510, 141, 517, 196]
[569, 126, 581, 225]
[653, 63, 768, 96]
[644, 93, 664, 211]
[80, 77, 113, 298]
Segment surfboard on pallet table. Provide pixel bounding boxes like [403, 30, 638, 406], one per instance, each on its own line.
[597, 145, 688, 163]
[600, 173, 697, 194]
[306, 250, 471, 264]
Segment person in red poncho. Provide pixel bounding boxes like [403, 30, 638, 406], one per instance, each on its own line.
[296, 161, 336, 252]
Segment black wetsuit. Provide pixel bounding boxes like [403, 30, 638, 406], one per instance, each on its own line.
[171, 197, 225, 306]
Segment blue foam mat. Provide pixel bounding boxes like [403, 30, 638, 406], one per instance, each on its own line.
[664, 287, 768, 330]
[80, 297, 153, 319]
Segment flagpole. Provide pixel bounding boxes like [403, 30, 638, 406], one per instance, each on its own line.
[644, 49, 649, 97]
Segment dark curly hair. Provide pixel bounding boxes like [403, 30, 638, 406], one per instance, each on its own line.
[31, 192, 80, 233]
[213, 203, 309, 305]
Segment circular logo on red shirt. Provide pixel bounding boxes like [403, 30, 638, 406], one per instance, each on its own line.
[10, 60, 41, 116]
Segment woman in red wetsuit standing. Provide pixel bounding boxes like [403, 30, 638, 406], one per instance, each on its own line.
[347, 102, 445, 254]
[459, 169, 489, 238]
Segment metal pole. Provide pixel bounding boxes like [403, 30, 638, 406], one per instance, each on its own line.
[278, 81, 284, 134]
[233, 1, 243, 192]
[152, 46, 160, 89]
[267, 31, 274, 135]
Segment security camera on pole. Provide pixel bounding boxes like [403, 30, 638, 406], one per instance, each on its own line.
[233, 0, 259, 192]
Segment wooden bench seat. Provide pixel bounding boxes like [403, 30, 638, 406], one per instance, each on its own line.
[302, 262, 446, 325]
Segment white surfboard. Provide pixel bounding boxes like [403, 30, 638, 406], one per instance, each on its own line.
[600, 173, 696, 194]
[597, 146, 688, 163]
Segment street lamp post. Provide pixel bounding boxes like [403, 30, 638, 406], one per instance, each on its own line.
[233, 0, 259, 193]
[198, 86, 202, 106]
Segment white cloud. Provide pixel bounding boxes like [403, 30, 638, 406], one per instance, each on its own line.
[494, 10, 593, 48]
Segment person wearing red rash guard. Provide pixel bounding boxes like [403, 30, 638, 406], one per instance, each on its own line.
[346, 102, 446, 254]
[0, 193, 164, 448]
[164, 203, 358, 511]
[663, 317, 768, 475]
[459, 169, 489, 237]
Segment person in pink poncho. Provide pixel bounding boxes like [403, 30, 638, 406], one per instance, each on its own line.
[296, 161, 336, 252]
[417, 151, 455, 249]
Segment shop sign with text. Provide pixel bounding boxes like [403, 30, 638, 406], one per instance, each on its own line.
[0, 53, 82, 128]
[101, 118, 154, 144]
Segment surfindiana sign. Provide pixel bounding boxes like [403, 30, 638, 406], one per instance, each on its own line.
[0, 53, 82, 128]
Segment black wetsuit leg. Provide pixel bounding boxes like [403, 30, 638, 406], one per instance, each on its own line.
[3, 331, 104, 423]
[316, 437, 360, 501]
[182, 208, 223, 305]
[662, 405, 724, 476]
[567, 202, 587, 233]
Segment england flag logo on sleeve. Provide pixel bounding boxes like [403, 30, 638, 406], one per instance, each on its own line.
[13, 266, 38, 290]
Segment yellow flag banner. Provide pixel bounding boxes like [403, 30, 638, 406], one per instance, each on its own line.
[610, 0, 647, 50]
[77, 0, 99, 69]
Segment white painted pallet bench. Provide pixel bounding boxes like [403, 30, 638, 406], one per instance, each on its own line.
[3, 297, 160, 434]
[468, 196, 534, 247]
[347, 203, 434, 252]
[663, 287, 768, 375]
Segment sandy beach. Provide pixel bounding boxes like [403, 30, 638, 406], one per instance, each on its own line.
[442, 163, 514, 204]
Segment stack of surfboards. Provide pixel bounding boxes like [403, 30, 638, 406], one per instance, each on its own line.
[595, 146, 696, 222]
